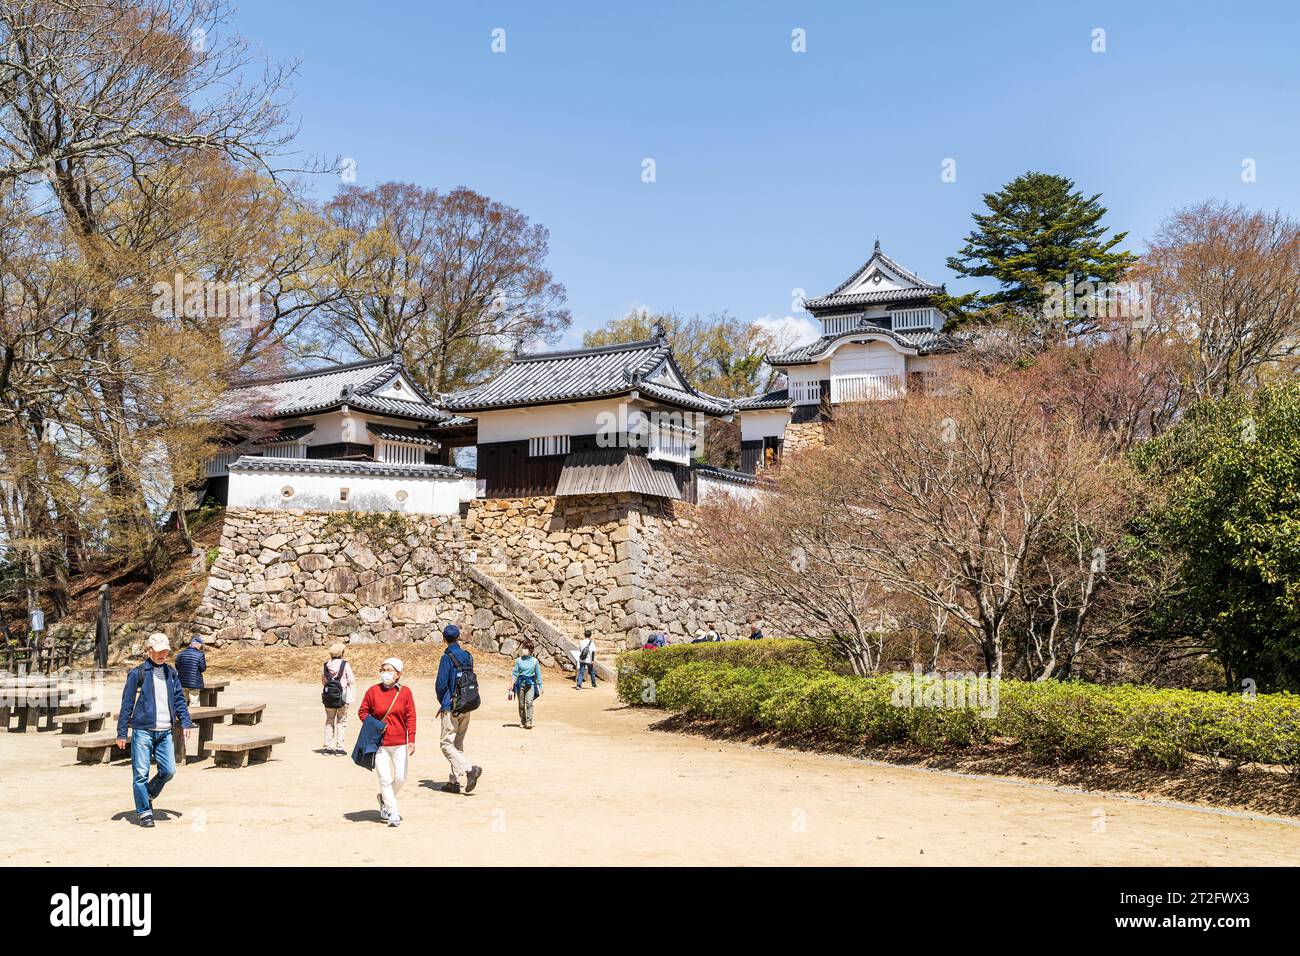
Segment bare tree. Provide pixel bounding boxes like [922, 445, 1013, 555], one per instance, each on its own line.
[692, 371, 1139, 678]
[1145, 202, 1300, 399]
[311, 183, 570, 392]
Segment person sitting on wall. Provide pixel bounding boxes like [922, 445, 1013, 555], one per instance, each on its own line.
[705, 622, 721, 642]
[748, 620, 764, 640]
[691, 629, 710, 644]
[642, 632, 668, 650]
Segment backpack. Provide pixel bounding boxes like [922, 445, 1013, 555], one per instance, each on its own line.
[321, 660, 347, 709]
[579, 639, 595, 663]
[447, 645, 481, 714]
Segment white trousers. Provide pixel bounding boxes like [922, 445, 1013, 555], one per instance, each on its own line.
[374, 744, 407, 818]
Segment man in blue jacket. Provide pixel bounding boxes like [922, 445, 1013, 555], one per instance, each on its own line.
[435, 624, 482, 795]
[116, 633, 193, 828]
[174, 636, 206, 707]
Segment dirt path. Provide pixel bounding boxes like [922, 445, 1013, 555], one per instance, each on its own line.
[3, 661, 1298, 866]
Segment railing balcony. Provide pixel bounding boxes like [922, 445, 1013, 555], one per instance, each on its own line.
[830, 373, 904, 403]
[821, 315, 864, 336]
[891, 308, 937, 332]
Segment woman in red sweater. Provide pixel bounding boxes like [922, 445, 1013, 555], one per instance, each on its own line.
[357, 657, 416, 827]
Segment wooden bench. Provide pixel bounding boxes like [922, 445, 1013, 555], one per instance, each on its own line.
[52, 710, 111, 734]
[182, 706, 235, 762]
[208, 735, 285, 768]
[62, 734, 131, 765]
[229, 703, 266, 726]
[198, 680, 229, 707]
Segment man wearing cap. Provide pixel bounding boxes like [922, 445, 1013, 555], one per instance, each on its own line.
[175, 636, 207, 708]
[435, 624, 482, 794]
[115, 633, 194, 828]
[357, 657, 416, 826]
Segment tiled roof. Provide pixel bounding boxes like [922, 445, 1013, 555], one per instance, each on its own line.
[768, 327, 961, 365]
[804, 286, 939, 310]
[226, 456, 467, 479]
[443, 339, 732, 415]
[732, 388, 790, 410]
[252, 424, 315, 445]
[694, 463, 764, 486]
[366, 423, 441, 447]
[805, 240, 944, 312]
[825, 242, 942, 297]
[222, 355, 458, 424]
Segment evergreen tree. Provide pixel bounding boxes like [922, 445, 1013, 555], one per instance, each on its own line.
[943, 172, 1136, 342]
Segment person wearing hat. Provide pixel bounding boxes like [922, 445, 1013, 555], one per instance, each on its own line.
[357, 657, 416, 827]
[435, 623, 482, 794]
[320, 643, 355, 755]
[115, 633, 194, 828]
[508, 641, 543, 729]
[174, 636, 207, 708]
[575, 628, 598, 689]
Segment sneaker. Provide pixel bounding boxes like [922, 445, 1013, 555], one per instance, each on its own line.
[387, 814, 402, 827]
[139, 815, 155, 828]
[444, 781, 461, 794]
[465, 766, 483, 794]
[377, 793, 389, 821]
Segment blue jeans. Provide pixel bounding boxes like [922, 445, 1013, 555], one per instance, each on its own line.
[131, 728, 176, 818]
[576, 662, 597, 688]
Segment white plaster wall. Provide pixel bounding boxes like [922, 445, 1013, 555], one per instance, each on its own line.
[740, 408, 791, 442]
[696, 474, 764, 504]
[831, 342, 906, 377]
[474, 398, 637, 444]
[228, 467, 464, 514]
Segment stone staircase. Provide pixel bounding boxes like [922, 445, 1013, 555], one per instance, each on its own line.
[474, 561, 617, 680]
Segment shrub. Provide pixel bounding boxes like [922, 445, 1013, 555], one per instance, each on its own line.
[616, 639, 830, 705]
[626, 655, 1300, 774]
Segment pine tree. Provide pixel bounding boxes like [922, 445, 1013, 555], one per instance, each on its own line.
[943, 172, 1136, 342]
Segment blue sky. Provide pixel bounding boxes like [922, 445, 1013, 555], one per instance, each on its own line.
[237, 0, 1300, 347]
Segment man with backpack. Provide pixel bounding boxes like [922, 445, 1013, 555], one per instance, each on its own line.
[115, 633, 193, 828]
[435, 623, 483, 795]
[321, 644, 354, 755]
[575, 628, 598, 689]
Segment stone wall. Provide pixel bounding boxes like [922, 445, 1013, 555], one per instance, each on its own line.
[782, 420, 827, 455]
[464, 495, 642, 655]
[465, 494, 767, 651]
[192, 508, 577, 669]
[190, 495, 783, 666]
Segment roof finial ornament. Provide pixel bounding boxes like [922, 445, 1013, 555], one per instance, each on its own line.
[652, 318, 667, 342]
[873, 237, 881, 254]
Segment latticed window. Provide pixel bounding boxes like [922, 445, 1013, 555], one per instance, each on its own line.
[790, 378, 822, 405]
[528, 434, 571, 457]
[378, 441, 425, 465]
[205, 450, 241, 476]
[263, 443, 307, 459]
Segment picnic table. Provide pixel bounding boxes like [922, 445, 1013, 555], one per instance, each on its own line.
[0, 687, 94, 733]
[198, 680, 229, 707]
[178, 705, 234, 762]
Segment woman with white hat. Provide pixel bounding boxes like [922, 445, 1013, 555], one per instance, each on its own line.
[356, 657, 416, 827]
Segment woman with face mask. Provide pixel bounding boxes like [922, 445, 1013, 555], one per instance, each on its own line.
[357, 658, 416, 827]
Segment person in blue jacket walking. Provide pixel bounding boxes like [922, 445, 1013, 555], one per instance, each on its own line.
[174, 636, 207, 707]
[435, 624, 482, 794]
[115, 633, 193, 828]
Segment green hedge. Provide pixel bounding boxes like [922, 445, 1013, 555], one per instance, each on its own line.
[616, 639, 831, 704]
[617, 652, 1300, 773]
